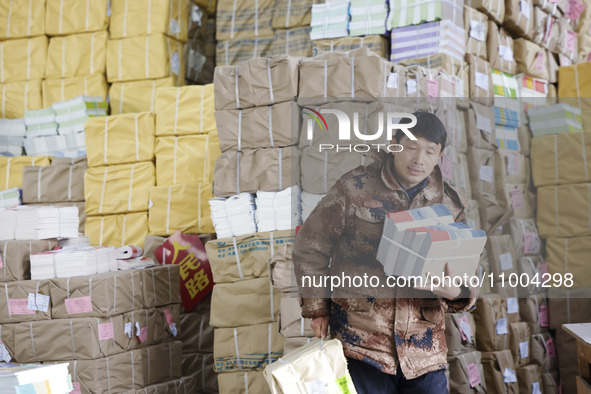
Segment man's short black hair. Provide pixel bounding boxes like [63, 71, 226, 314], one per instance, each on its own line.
[394, 111, 447, 151]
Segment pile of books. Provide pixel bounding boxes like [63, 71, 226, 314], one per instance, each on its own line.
[0, 363, 71, 394]
[30, 246, 117, 279]
[0, 119, 25, 156]
[255, 186, 301, 233]
[377, 204, 487, 279]
[0, 206, 80, 240]
[528, 103, 584, 137]
[0, 187, 21, 209]
[209, 193, 257, 238]
[349, 0, 388, 36]
[310, 0, 351, 40]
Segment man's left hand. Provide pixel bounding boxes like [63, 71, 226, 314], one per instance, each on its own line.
[414, 262, 462, 300]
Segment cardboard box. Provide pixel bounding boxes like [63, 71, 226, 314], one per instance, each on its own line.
[45, 32, 107, 79]
[447, 351, 487, 393]
[154, 85, 215, 136]
[508, 322, 530, 368]
[213, 322, 283, 372]
[216, 0, 275, 41]
[213, 55, 299, 110]
[270, 243, 297, 293]
[217, 370, 270, 394]
[445, 312, 476, 356]
[480, 350, 518, 394]
[466, 0, 504, 23]
[45, 0, 108, 35]
[546, 235, 591, 289]
[148, 183, 214, 235]
[106, 34, 185, 85]
[154, 133, 219, 186]
[140, 265, 182, 308]
[537, 184, 591, 238]
[42, 73, 108, 108]
[531, 332, 557, 373]
[109, 77, 176, 115]
[473, 296, 510, 351]
[555, 328, 578, 394]
[206, 231, 295, 284]
[312, 35, 388, 58]
[542, 371, 559, 394]
[215, 37, 274, 66]
[49, 269, 144, 319]
[181, 353, 217, 392]
[531, 131, 591, 188]
[0, 240, 57, 282]
[547, 287, 591, 330]
[180, 310, 214, 353]
[84, 162, 155, 216]
[279, 296, 313, 338]
[516, 365, 543, 394]
[0, 36, 47, 83]
[213, 146, 299, 197]
[0, 0, 45, 40]
[84, 113, 155, 167]
[22, 158, 87, 203]
[466, 54, 493, 106]
[558, 64, 591, 130]
[0, 79, 43, 119]
[109, 0, 190, 42]
[210, 278, 280, 328]
[85, 212, 149, 248]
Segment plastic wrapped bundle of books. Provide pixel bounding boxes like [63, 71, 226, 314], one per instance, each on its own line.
[376, 204, 487, 279]
[310, 0, 350, 40]
[0, 363, 71, 394]
[0, 205, 79, 240]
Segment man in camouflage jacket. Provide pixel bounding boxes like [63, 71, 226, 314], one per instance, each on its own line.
[293, 112, 478, 393]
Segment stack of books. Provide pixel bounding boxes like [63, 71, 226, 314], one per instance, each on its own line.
[349, 0, 388, 36]
[255, 186, 302, 233]
[1, 206, 80, 240]
[0, 119, 25, 156]
[310, 0, 351, 40]
[528, 103, 584, 137]
[377, 205, 487, 279]
[0, 363, 71, 394]
[24, 107, 58, 138]
[209, 193, 257, 238]
[0, 187, 22, 209]
[30, 246, 117, 279]
[53, 96, 108, 135]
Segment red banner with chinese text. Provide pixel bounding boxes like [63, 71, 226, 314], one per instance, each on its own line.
[154, 231, 213, 312]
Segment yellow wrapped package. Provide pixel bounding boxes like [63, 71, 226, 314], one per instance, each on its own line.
[110, 0, 190, 42]
[0, 0, 45, 40]
[546, 236, 591, 288]
[86, 212, 149, 248]
[0, 80, 42, 119]
[154, 133, 220, 186]
[106, 34, 185, 85]
[154, 85, 215, 135]
[45, 0, 109, 36]
[0, 36, 47, 83]
[42, 73, 108, 108]
[45, 31, 107, 79]
[109, 77, 176, 115]
[558, 63, 591, 130]
[148, 183, 214, 235]
[537, 182, 591, 238]
[84, 161, 155, 216]
[84, 113, 155, 167]
[531, 132, 591, 187]
[0, 156, 51, 190]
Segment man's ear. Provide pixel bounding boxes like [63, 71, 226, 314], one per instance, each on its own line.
[439, 147, 445, 158]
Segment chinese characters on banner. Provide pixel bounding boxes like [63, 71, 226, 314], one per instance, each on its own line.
[154, 231, 214, 312]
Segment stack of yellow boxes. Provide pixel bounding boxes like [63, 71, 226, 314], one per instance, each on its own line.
[83, 112, 156, 247]
[149, 84, 219, 237]
[107, 0, 189, 115]
[0, 1, 46, 118]
[42, 0, 109, 107]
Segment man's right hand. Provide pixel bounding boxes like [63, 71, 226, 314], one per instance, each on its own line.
[311, 316, 330, 339]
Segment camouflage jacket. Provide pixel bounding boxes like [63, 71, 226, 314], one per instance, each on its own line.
[292, 152, 479, 379]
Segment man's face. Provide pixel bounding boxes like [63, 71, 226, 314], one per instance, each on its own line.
[392, 135, 443, 189]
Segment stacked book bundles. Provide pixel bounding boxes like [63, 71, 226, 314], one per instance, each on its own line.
[349, 0, 389, 36]
[30, 246, 117, 280]
[0, 206, 79, 240]
[528, 103, 583, 137]
[377, 204, 487, 279]
[0, 187, 21, 209]
[0, 119, 26, 156]
[310, 0, 351, 40]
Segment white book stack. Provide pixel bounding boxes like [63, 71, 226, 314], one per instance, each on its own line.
[2, 206, 80, 240]
[209, 193, 257, 239]
[58, 236, 91, 248]
[24, 107, 58, 138]
[301, 192, 326, 223]
[13, 208, 38, 240]
[30, 246, 117, 280]
[0, 118, 26, 156]
[0, 187, 22, 209]
[310, 0, 351, 40]
[0, 363, 71, 394]
[0, 209, 17, 240]
[255, 186, 302, 232]
[377, 204, 487, 280]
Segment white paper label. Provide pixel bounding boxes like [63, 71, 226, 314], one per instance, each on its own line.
[406, 79, 417, 95]
[499, 45, 515, 62]
[532, 382, 542, 394]
[519, 341, 529, 358]
[169, 18, 181, 35]
[0, 344, 10, 363]
[27, 293, 37, 311]
[148, 199, 154, 209]
[387, 73, 399, 89]
[521, 0, 531, 19]
[475, 113, 492, 133]
[475, 72, 489, 91]
[135, 321, 141, 337]
[305, 377, 329, 394]
[27, 293, 49, 313]
[459, 319, 474, 343]
[171, 52, 180, 76]
[191, 5, 203, 23]
[479, 165, 493, 183]
[503, 368, 517, 383]
[499, 253, 514, 271]
[469, 20, 487, 41]
[125, 322, 133, 338]
[496, 318, 508, 335]
[170, 323, 178, 337]
[507, 298, 519, 314]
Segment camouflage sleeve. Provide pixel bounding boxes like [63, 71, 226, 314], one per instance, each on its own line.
[292, 179, 348, 319]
